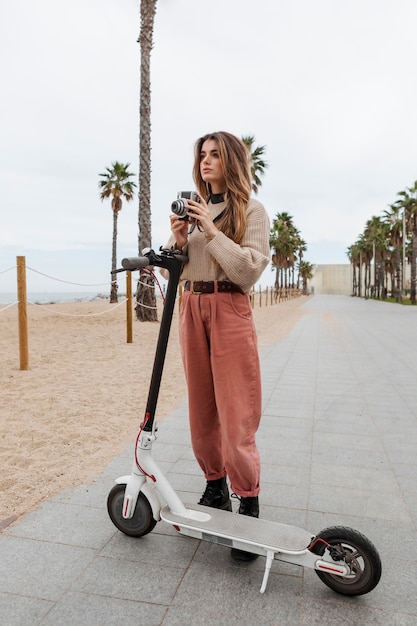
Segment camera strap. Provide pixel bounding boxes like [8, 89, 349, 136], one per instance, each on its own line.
[188, 208, 226, 235]
[213, 209, 226, 224]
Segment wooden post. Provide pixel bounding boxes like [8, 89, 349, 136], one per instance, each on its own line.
[17, 256, 29, 370]
[126, 271, 133, 343]
[259, 284, 262, 308]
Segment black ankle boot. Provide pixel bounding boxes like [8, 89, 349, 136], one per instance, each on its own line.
[231, 495, 259, 561]
[238, 496, 259, 518]
[199, 477, 232, 511]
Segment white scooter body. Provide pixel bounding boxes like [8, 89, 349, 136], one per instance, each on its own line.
[115, 428, 349, 594]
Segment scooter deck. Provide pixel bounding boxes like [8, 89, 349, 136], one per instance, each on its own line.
[161, 504, 313, 552]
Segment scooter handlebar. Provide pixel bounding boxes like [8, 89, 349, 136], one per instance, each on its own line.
[121, 257, 151, 270]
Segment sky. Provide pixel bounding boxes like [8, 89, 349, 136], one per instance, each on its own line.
[1, 0, 417, 294]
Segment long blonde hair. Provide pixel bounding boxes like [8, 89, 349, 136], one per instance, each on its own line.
[192, 131, 252, 244]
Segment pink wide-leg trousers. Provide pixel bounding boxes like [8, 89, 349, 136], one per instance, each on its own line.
[179, 288, 262, 497]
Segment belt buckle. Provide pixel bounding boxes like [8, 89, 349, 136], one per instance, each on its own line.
[192, 282, 203, 294]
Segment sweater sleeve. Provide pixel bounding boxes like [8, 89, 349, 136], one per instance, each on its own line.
[206, 200, 270, 293]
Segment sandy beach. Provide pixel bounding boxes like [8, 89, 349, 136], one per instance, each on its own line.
[0, 293, 308, 526]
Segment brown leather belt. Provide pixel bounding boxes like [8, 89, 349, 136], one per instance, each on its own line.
[184, 280, 244, 295]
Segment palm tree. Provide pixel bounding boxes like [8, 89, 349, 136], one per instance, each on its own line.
[347, 242, 363, 297]
[99, 161, 136, 303]
[270, 212, 299, 291]
[382, 204, 404, 301]
[396, 181, 417, 304]
[136, 0, 158, 322]
[299, 260, 314, 295]
[241, 135, 268, 194]
[295, 237, 307, 289]
[363, 215, 390, 299]
[355, 232, 373, 298]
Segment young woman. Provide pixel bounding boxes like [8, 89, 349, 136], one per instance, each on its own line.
[167, 131, 270, 560]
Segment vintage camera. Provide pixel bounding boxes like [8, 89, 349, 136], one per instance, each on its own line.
[171, 191, 200, 219]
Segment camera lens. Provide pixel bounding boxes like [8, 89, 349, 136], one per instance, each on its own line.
[171, 199, 188, 217]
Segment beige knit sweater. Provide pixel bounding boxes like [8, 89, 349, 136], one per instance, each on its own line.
[163, 198, 270, 294]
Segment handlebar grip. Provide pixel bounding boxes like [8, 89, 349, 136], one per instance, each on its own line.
[121, 257, 150, 270]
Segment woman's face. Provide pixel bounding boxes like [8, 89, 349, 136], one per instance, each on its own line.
[199, 139, 226, 194]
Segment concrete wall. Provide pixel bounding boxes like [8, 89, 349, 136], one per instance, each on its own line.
[309, 264, 352, 295]
[308, 263, 412, 297]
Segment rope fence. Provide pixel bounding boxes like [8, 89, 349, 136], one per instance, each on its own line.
[25, 298, 128, 317]
[0, 301, 19, 312]
[25, 265, 113, 288]
[1, 256, 302, 371]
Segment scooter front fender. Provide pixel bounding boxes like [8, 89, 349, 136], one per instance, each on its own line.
[115, 475, 161, 522]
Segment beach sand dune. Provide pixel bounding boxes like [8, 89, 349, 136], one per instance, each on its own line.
[0, 295, 307, 524]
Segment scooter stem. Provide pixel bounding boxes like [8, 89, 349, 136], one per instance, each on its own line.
[122, 249, 187, 433]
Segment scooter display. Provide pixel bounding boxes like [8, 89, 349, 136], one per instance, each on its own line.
[107, 247, 382, 595]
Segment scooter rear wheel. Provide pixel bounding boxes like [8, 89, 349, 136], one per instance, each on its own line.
[107, 483, 157, 537]
[313, 526, 381, 596]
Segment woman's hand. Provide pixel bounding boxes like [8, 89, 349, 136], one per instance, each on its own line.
[186, 198, 219, 241]
[170, 214, 189, 250]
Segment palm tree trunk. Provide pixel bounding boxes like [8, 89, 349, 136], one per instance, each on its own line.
[395, 244, 402, 301]
[352, 264, 357, 296]
[110, 210, 118, 303]
[411, 231, 417, 304]
[136, 0, 158, 322]
[365, 262, 371, 299]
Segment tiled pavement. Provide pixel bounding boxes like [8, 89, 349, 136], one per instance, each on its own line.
[1, 295, 417, 625]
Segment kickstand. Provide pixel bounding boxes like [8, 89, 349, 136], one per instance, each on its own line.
[260, 549, 275, 593]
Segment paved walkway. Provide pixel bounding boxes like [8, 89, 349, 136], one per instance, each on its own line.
[1, 295, 417, 625]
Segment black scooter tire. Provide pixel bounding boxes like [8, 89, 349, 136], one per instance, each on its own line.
[313, 526, 382, 596]
[107, 483, 157, 537]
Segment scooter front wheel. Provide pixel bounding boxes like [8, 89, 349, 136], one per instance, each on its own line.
[107, 483, 157, 537]
[313, 526, 382, 596]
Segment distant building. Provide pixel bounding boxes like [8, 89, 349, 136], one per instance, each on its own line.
[309, 263, 411, 296]
[309, 264, 352, 295]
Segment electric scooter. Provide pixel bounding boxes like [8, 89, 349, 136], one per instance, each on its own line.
[107, 247, 382, 595]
